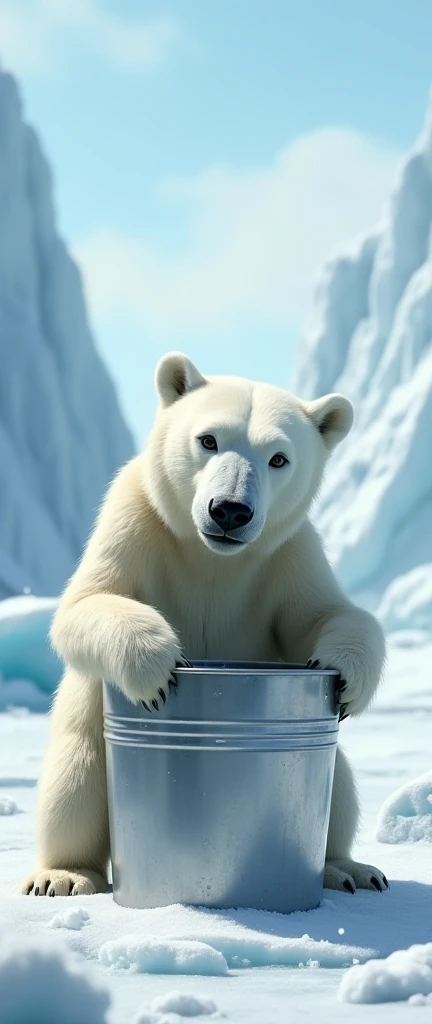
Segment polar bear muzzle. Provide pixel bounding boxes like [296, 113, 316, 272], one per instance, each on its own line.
[191, 450, 265, 554]
[205, 498, 254, 548]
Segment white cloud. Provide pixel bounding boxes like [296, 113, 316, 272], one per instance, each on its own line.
[0, 5, 51, 74]
[0, 0, 181, 76]
[73, 128, 402, 337]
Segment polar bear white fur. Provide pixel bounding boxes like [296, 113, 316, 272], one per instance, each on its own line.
[23, 353, 388, 899]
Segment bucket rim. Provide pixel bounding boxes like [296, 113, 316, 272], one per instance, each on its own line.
[173, 660, 340, 677]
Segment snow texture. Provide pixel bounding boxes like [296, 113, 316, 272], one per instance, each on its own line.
[291, 102, 432, 634]
[0, 936, 111, 1024]
[49, 906, 90, 931]
[0, 634, 431, 1023]
[377, 770, 432, 845]
[99, 937, 229, 976]
[0, 71, 134, 600]
[338, 942, 432, 1004]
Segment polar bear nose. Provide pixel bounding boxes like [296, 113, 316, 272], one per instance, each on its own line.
[208, 499, 254, 532]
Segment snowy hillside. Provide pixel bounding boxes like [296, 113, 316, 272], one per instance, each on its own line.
[292, 105, 432, 634]
[0, 72, 134, 598]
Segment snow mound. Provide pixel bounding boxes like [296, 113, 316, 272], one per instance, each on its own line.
[291, 102, 432, 632]
[135, 1013, 179, 1024]
[377, 770, 432, 844]
[0, 71, 134, 599]
[151, 991, 219, 1017]
[99, 937, 229, 976]
[338, 942, 432, 1004]
[0, 676, 51, 712]
[49, 907, 90, 931]
[0, 596, 60, 693]
[0, 796, 20, 815]
[0, 935, 111, 1024]
[408, 993, 432, 1005]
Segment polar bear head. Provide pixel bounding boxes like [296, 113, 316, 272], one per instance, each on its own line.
[145, 352, 353, 556]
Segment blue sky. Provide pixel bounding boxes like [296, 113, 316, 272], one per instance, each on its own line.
[1, 0, 432, 442]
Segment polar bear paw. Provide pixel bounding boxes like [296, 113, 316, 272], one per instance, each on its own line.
[307, 653, 376, 719]
[22, 869, 108, 897]
[324, 858, 389, 894]
[119, 627, 188, 710]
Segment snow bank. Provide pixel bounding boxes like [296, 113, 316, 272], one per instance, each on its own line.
[377, 770, 432, 844]
[0, 71, 134, 599]
[0, 935, 111, 1024]
[339, 942, 432, 1004]
[0, 596, 60, 693]
[99, 936, 229, 976]
[291, 101, 432, 633]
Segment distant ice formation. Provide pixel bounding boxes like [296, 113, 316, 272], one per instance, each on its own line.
[0, 72, 134, 598]
[292, 102, 432, 634]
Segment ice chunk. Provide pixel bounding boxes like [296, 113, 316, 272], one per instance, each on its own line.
[0, 796, 20, 815]
[0, 596, 60, 692]
[377, 770, 432, 844]
[339, 942, 432, 1003]
[49, 907, 90, 931]
[99, 936, 228, 976]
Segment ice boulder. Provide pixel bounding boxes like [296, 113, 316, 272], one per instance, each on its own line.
[339, 942, 432, 1004]
[377, 770, 432, 844]
[0, 595, 60, 694]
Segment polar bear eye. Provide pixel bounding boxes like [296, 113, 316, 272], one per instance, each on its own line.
[269, 453, 289, 468]
[200, 434, 218, 452]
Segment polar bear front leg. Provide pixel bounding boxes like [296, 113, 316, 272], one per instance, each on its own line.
[311, 605, 386, 717]
[51, 593, 183, 709]
[324, 746, 389, 894]
[22, 670, 110, 897]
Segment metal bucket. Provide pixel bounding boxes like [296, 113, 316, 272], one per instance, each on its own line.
[103, 662, 340, 914]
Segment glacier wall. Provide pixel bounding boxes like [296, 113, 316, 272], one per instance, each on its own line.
[0, 72, 134, 597]
[292, 104, 432, 634]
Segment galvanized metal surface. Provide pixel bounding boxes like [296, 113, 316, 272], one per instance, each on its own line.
[103, 662, 340, 914]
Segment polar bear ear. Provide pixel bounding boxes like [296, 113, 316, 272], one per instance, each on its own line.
[155, 352, 207, 408]
[305, 393, 354, 451]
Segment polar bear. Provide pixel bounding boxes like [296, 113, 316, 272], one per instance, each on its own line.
[23, 353, 388, 898]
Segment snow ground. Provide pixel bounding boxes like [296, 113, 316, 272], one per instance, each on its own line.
[0, 637, 431, 1023]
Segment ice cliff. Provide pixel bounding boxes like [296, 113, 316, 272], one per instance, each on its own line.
[292, 104, 432, 635]
[0, 72, 134, 597]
